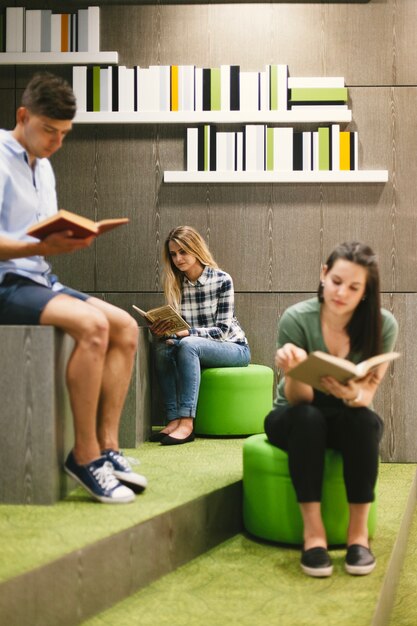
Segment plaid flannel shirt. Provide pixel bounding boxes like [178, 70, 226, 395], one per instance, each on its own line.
[180, 266, 248, 344]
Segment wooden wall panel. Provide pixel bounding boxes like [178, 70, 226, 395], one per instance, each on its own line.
[0, 90, 16, 129]
[394, 0, 417, 86]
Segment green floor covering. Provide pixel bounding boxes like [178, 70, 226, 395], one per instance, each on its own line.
[389, 504, 417, 626]
[0, 439, 243, 583]
[82, 463, 416, 626]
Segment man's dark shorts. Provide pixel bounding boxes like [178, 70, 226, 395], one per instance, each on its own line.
[0, 273, 90, 324]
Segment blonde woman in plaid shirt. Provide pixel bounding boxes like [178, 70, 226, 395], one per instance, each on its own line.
[150, 226, 251, 446]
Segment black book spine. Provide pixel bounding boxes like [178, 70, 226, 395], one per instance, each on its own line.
[230, 65, 240, 111]
[133, 66, 138, 112]
[112, 66, 119, 112]
[86, 66, 93, 112]
[258, 72, 261, 111]
[209, 125, 217, 171]
[197, 125, 204, 171]
[234, 131, 238, 171]
[243, 126, 246, 171]
[350, 131, 355, 170]
[293, 132, 303, 171]
[202, 68, 211, 111]
[329, 127, 333, 171]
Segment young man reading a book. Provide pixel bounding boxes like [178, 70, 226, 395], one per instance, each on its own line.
[264, 242, 398, 578]
[0, 72, 147, 503]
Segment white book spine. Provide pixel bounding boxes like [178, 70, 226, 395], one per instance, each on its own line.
[260, 68, 269, 112]
[50, 14, 61, 52]
[181, 65, 195, 112]
[236, 132, 243, 172]
[148, 66, 161, 111]
[158, 65, 171, 112]
[121, 67, 135, 112]
[77, 9, 88, 52]
[288, 77, 345, 88]
[290, 104, 348, 110]
[216, 132, 228, 171]
[220, 65, 230, 112]
[195, 68, 203, 112]
[245, 125, 258, 171]
[6, 7, 24, 52]
[302, 131, 312, 171]
[100, 67, 108, 112]
[72, 66, 87, 112]
[137, 67, 155, 111]
[277, 64, 289, 111]
[25, 10, 42, 53]
[226, 132, 235, 171]
[331, 124, 340, 171]
[187, 128, 198, 172]
[274, 127, 293, 171]
[87, 6, 100, 53]
[256, 125, 266, 171]
[312, 131, 319, 171]
[239, 72, 260, 112]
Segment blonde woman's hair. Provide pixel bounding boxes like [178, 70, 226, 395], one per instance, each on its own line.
[163, 226, 218, 309]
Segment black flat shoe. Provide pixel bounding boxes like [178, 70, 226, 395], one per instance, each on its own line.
[149, 430, 170, 442]
[160, 432, 195, 446]
[345, 544, 376, 575]
[300, 547, 333, 578]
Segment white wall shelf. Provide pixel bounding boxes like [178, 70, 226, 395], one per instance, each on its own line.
[0, 52, 118, 65]
[73, 109, 352, 124]
[163, 170, 389, 184]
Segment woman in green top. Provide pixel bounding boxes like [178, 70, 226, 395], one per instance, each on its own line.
[265, 242, 398, 579]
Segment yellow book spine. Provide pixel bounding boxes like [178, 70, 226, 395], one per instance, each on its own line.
[340, 131, 350, 170]
[171, 66, 179, 111]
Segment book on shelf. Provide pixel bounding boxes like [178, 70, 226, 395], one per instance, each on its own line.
[179, 65, 196, 111]
[50, 13, 61, 52]
[132, 304, 190, 335]
[274, 127, 293, 171]
[293, 132, 303, 171]
[288, 77, 345, 89]
[202, 68, 211, 111]
[270, 64, 288, 111]
[289, 87, 348, 106]
[171, 65, 179, 111]
[318, 127, 330, 171]
[340, 131, 358, 171]
[287, 350, 400, 394]
[187, 127, 199, 172]
[240, 71, 260, 112]
[27, 210, 129, 240]
[210, 67, 221, 111]
[6, 7, 24, 52]
[244, 124, 265, 171]
[302, 131, 313, 171]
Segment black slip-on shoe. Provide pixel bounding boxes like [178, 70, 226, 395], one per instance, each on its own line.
[301, 547, 333, 578]
[160, 432, 195, 446]
[345, 544, 376, 575]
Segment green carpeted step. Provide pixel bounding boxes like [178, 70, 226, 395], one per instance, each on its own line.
[82, 464, 416, 626]
[389, 506, 417, 626]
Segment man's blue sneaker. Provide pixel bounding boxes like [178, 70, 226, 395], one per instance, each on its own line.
[64, 451, 135, 504]
[103, 449, 148, 494]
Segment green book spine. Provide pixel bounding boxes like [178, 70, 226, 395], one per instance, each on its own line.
[93, 66, 100, 112]
[318, 127, 330, 171]
[204, 125, 209, 171]
[270, 65, 278, 111]
[290, 87, 348, 102]
[266, 127, 274, 171]
[210, 68, 221, 111]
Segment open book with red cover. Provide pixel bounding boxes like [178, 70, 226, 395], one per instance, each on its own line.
[287, 350, 400, 393]
[27, 209, 129, 240]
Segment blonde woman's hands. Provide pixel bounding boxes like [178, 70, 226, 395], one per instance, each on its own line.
[275, 343, 308, 373]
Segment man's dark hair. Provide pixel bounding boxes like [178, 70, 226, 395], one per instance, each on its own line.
[21, 72, 77, 120]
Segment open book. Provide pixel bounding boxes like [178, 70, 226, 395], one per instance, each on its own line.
[132, 304, 190, 335]
[27, 209, 129, 240]
[287, 350, 400, 393]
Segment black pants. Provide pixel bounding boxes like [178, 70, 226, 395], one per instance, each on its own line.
[264, 398, 383, 504]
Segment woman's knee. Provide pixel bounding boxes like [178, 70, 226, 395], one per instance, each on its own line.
[346, 407, 383, 439]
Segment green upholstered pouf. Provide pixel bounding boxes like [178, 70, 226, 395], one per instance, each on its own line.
[194, 365, 273, 436]
[243, 434, 377, 545]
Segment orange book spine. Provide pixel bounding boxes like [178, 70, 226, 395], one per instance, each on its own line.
[339, 131, 351, 171]
[171, 65, 179, 111]
[61, 14, 69, 52]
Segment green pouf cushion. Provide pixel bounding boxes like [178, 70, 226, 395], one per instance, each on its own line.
[194, 365, 274, 436]
[243, 434, 377, 545]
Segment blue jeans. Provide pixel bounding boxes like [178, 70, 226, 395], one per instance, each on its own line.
[154, 336, 251, 420]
